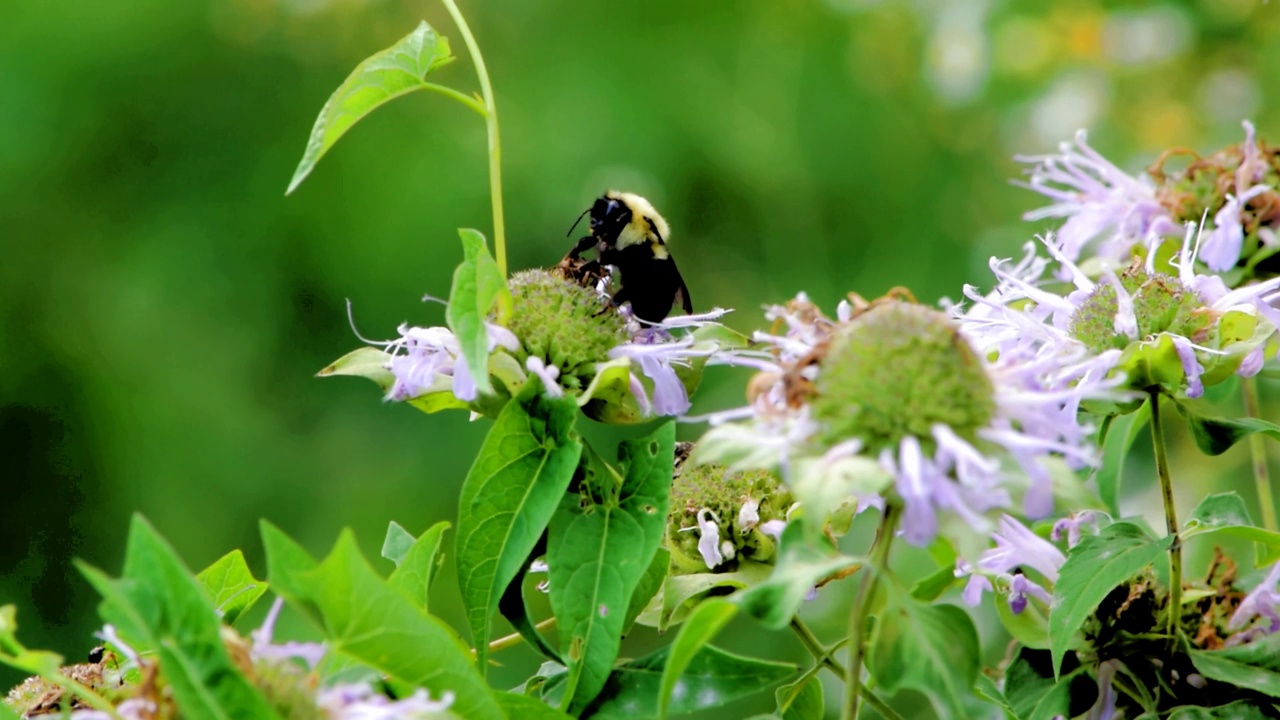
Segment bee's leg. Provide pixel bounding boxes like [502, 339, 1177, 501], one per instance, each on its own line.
[567, 235, 597, 260]
[595, 284, 629, 318]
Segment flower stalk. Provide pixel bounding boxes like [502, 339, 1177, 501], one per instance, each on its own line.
[440, 0, 506, 277]
[1149, 390, 1182, 637]
[1243, 375, 1278, 533]
[844, 503, 901, 720]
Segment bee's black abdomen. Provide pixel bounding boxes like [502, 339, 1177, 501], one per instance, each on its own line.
[607, 243, 690, 324]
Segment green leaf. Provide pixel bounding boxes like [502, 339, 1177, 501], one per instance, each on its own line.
[734, 520, 861, 629]
[1190, 632, 1280, 698]
[265, 528, 503, 720]
[658, 599, 739, 719]
[869, 587, 981, 719]
[446, 229, 512, 397]
[973, 674, 1015, 719]
[286, 21, 456, 194]
[623, 548, 669, 635]
[458, 390, 581, 672]
[911, 564, 959, 602]
[1094, 403, 1150, 516]
[775, 672, 824, 720]
[317, 346, 469, 414]
[651, 563, 774, 630]
[1174, 400, 1280, 456]
[78, 516, 281, 720]
[1049, 521, 1172, 674]
[494, 691, 575, 719]
[578, 644, 796, 719]
[385, 520, 450, 611]
[1167, 701, 1271, 719]
[260, 522, 324, 626]
[196, 549, 268, 626]
[1003, 647, 1093, 720]
[1184, 492, 1280, 564]
[548, 424, 675, 713]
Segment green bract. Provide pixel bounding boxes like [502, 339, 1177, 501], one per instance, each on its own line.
[812, 302, 996, 454]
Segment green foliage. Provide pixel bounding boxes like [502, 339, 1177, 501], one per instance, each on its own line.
[1049, 521, 1173, 674]
[287, 21, 457, 194]
[1094, 402, 1150, 516]
[1189, 633, 1280, 698]
[197, 549, 268, 626]
[733, 520, 862, 629]
[773, 673, 823, 720]
[869, 585, 981, 719]
[1002, 647, 1094, 720]
[447, 229, 514, 398]
[1183, 493, 1280, 565]
[384, 520, 450, 610]
[260, 523, 502, 720]
[658, 598, 738, 719]
[457, 388, 581, 672]
[1175, 400, 1280, 456]
[547, 423, 674, 713]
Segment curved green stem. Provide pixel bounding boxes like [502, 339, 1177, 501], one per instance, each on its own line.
[1149, 391, 1182, 637]
[422, 82, 488, 118]
[843, 504, 900, 720]
[440, 0, 506, 277]
[1243, 376, 1278, 532]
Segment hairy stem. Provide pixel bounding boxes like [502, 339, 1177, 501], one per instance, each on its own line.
[1150, 391, 1182, 637]
[843, 504, 900, 720]
[440, 0, 507, 277]
[1243, 376, 1278, 532]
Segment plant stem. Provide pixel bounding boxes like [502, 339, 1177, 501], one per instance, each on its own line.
[1149, 390, 1182, 637]
[790, 618, 904, 720]
[476, 617, 556, 656]
[1243, 376, 1278, 532]
[843, 504, 900, 720]
[440, 0, 507, 277]
[422, 82, 488, 118]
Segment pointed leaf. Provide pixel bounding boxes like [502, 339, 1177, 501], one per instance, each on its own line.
[1190, 632, 1280, 698]
[1093, 403, 1150, 516]
[269, 529, 503, 720]
[494, 691, 575, 719]
[775, 673, 824, 720]
[869, 586, 981, 719]
[1174, 400, 1280, 456]
[734, 520, 862, 629]
[547, 424, 675, 713]
[458, 390, 581, 672]
[196, 549, 268, 626]
[446, 229, 512, 396]
[1003, 647, 1094, 720]
[78, 516, 281, 720]
[287, 21, 455, 194]
[658, 598, 739, 719]
[1183, 492, 1280, 564]
[386, 521, 450, 611]
[1167, 701, 1270, 719]
[1049, 521, 1172, 674]
[623, 548, 669, 634]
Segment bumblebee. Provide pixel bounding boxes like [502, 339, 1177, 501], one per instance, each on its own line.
[565, 190, 693, 324]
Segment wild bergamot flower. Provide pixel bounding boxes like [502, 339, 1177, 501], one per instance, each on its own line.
[342, 268, 737, 422]
[666, 461, 793, 573]
[692, 292, 1113, 546]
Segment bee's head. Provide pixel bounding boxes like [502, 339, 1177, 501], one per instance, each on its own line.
[589, 194, 632, 241]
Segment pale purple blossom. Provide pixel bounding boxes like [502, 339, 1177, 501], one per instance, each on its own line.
[1228, 561, 1280, 638]
[608, 308, 728, 417]
[1201, 185, 1269, 272]
[251, 597, 327, 670]
[1088, 659, 1121, 720]
[372, 320, 518, 403]
[316, 683, 455, 719]
[956, 515, 1065, 614]
[1017, 130, 1179, 265]
[524, 356, 563, 398]
[1051, 511, 1099, 548]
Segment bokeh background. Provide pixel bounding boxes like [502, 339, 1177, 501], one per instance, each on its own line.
[3, 0, 1278, 715]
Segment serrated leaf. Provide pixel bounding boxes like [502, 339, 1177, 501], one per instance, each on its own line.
[1003, 647, 1094, 720]
[196, 549, 268, 626]
[458, 389, 581, 672]
[446, 229, 512, 397]
[385, 521, 450, 611]
[658, 598, 739, 719]
[1174, 400, 1280, 456]
[1093, 403, 1150, 516]
[1049, 521, 1172, 674]
[79, 516, 281, 720]
[1190, 632, 1280, 698]
[1183, 493, 1280, 565]
[263, 527, 502, 720]
[574, 644, 796, 719]
[733, 520, 862, 629]
[869, 587, 981, 719]
[287, 21, 455, 194]
[548, 424, 675, 713]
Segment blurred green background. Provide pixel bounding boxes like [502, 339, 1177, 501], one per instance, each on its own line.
[3, 0, 1279, 715]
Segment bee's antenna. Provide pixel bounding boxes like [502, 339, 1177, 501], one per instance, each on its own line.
[566, 207, 591, 237]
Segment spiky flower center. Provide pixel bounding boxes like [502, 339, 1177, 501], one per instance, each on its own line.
[506, 270, 629, 387]
[811, 302, 996, 455]
[666, 463, 790, 573]
[1069, 268, 1211, 355]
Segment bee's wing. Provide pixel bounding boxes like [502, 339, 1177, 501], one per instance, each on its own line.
[671, 256, 693, 315]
